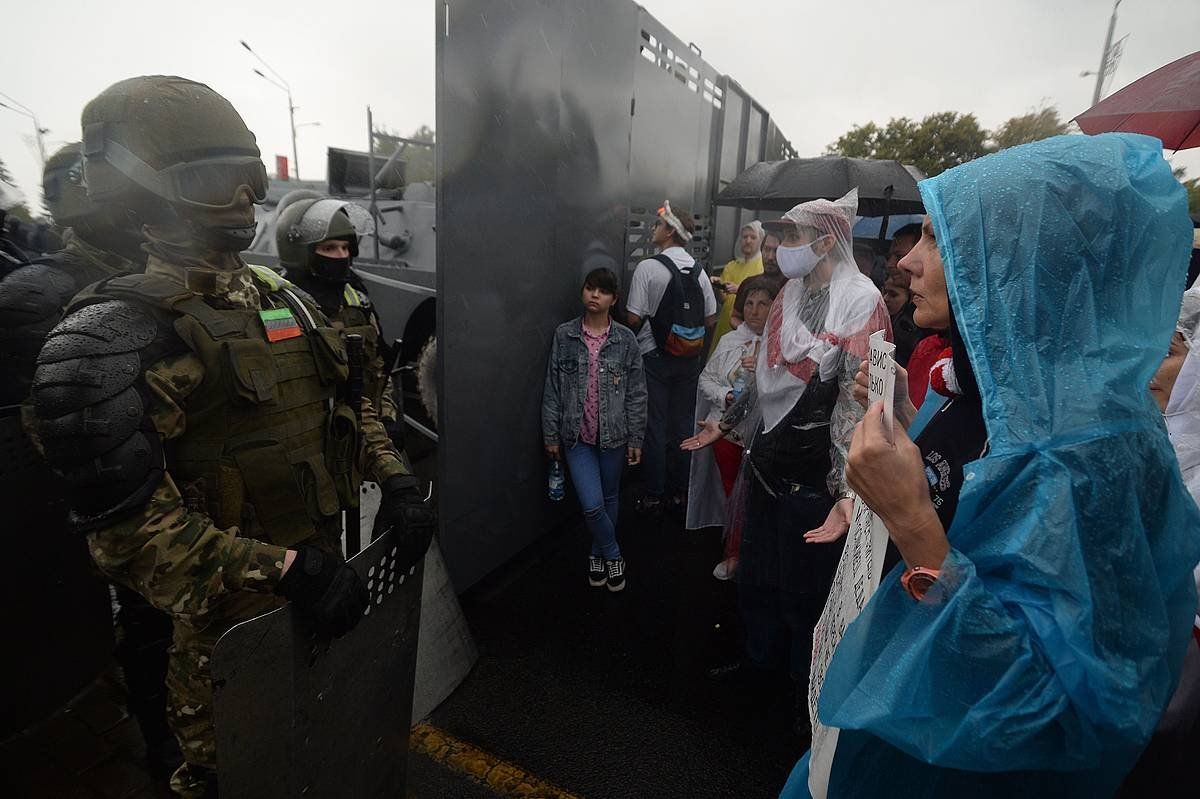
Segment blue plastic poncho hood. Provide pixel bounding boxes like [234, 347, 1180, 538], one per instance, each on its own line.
[786, 134, 1200, 798]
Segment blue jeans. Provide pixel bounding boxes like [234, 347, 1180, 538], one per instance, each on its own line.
[642, 352, 702, 498]
[564, 442, 625, 560]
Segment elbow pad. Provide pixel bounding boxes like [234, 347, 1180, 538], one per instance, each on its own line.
[32, 299, 176, 532]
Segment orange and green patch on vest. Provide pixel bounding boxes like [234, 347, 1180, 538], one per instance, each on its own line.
[259, 307, 302, 342]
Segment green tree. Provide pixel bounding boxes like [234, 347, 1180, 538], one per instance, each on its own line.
[4, 201, 33, 221]
[1175, 168, 1200, 215]
[992, 107, 1069, 151]
[0, 156, 12, 186]
[828, 111, 990, 176]
[372, 124, 435, 185]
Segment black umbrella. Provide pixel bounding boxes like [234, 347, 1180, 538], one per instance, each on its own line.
[715, 157, 925, 218]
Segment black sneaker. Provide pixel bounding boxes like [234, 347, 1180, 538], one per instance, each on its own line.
[587, 556, 606, 587]
[605, 557, 626, 592]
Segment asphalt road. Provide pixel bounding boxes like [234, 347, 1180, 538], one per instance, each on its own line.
[424, 480, 808, 798]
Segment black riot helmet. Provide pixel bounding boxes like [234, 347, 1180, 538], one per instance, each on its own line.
[42, 141, 143, 260]
[274, 191, 364, 282]
[80, 75, 267, 251]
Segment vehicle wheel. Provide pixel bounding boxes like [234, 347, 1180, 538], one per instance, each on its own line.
[417, 336, 438, 423]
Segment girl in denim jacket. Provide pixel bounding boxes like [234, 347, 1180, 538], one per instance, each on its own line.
[542, 268, 647, 591]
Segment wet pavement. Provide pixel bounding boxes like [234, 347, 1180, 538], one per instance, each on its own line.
[430, 479, 807, 798]
[1, 470, 806, 798]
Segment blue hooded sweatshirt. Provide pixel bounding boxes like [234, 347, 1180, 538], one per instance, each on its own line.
[782, 133, 1200, 798]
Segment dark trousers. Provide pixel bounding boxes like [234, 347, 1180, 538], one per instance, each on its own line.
[642, 352, 701, 498]
[737, 475, 843, 685]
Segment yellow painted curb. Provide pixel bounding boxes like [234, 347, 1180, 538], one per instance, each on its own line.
[410, 722, 585, 799]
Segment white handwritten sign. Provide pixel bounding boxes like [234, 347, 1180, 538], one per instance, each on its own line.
[807, 330, 895, 799]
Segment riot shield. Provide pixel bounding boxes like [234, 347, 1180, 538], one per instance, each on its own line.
[211, 528, 423, 799]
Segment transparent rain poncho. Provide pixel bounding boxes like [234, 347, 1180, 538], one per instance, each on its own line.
[783, 133, 1200, 798]
[756, 189, 890, 438]
[1167, 287, 1200, 502]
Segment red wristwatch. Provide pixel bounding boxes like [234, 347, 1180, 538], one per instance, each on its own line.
[900, 566, 941, 601]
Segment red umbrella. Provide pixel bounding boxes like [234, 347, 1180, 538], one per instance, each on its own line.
[1074, 50, 1200, 150]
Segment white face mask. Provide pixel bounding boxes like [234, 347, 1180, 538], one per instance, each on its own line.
[776, 239, 826, 279]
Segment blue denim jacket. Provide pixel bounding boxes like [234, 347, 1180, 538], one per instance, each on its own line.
[542, 317, 647, 449]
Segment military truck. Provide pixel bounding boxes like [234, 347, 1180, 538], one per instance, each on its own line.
[247, 0, 794, 591]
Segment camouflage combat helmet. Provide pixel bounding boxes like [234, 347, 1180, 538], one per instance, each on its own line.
[41, 142, 89, 227]
[274, 191, 361, 272]
[80, 76, 267, 249]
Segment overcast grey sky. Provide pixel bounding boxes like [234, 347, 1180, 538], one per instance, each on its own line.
[1, 0, 1197, 209]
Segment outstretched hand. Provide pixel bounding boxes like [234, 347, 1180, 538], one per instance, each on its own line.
[804, 497, 854, 543]
[681, 420, 724, 451]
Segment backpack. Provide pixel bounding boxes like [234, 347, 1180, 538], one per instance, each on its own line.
[648, 253, 707, 359]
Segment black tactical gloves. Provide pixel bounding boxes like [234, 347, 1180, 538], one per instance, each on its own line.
[276, 546, 369, 638]
[373, 474, 436, 571]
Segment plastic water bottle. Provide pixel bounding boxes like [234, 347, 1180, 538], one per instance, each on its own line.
[731, 370, 747, 402]
[548, 460, 565, 501]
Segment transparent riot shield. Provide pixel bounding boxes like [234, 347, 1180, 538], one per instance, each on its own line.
[211, 528, 423, 799]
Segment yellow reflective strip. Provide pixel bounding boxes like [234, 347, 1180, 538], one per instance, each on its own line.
[247, 263, 284, 291]
[409, 723, 583, 799]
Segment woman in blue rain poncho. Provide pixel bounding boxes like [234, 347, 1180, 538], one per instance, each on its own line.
[783, 133, 1200, 798]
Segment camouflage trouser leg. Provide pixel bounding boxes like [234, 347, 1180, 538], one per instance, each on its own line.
[165, 592, 285, 798]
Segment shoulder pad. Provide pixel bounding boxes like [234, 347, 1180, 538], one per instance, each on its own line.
[32, 297, 175, 530]
[37, 299, 159, 366]
[0, 260, 79, 330]
[70, 272, 193, 314]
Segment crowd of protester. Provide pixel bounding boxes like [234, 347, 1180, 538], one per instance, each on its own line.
[543, 131, 1200, 796]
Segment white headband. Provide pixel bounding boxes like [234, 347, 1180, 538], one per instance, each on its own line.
[657, 200, 692, 243]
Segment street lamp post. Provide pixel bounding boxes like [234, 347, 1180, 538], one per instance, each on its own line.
[241, 40, 301, 181]
[0, 92, 49, 168]
[1089, 0, 1123, 106]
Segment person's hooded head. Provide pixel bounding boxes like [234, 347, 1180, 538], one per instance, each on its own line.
[734, 220, 763, 264]
[818, 133, 1200, 796]
[770, 188, 858, 283]
[756, 188, 891, 432]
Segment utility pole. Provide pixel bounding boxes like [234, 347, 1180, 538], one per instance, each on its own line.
[241, 40, 301, 181]
[1091, 0, 1122, 106]
[0, 92, 49, 168]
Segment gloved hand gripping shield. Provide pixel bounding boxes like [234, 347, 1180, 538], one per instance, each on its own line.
[212, 523, 424, 799]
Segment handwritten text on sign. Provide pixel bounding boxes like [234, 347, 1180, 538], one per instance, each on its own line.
[807, 330, 895, 799]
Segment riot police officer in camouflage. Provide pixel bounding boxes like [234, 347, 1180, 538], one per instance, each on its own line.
[31, 76, 435, 798]
[273, 189, 404, 449]
[1, 142, 157, 752]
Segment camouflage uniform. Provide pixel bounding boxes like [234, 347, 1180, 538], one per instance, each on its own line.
[31, 76, 413, 798]
[51, 257, 408, 796]
[273, 190, 403, 445]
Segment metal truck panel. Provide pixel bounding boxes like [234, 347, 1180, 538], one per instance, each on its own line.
[436, 0, 790, 590]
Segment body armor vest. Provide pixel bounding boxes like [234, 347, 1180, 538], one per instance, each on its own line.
[89, 269, 359, 548]
[330, 287, 391, 419]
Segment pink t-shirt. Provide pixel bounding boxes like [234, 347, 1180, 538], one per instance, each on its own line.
[579, 322, 610, 445]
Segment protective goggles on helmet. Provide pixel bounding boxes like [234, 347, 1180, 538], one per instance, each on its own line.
[42, 160, 83, 206]
[83, 122, 268, 209]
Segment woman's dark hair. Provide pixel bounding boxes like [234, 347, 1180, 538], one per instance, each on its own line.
[734, 275, 779, 316]
[582, 266, 619, 297]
